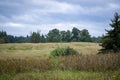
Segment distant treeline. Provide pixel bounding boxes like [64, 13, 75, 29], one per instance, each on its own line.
[0, 27, 102, 43]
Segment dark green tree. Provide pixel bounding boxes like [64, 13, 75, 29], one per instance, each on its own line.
[99, 12, 120, 53]
[72, 27, 80, 41]
[14, 36, 27, 43]
[91, 36, 102, 43]
[60, 31, 67, 42]
[30, 31, 41, 43]
[41, 35, 46, 43]
[0, 31, 8, 43]
[47, 29, 61, 42]
[7, 35, 15, 43]
[60, 30, 72, 42]
[66, 30, 72, 42]
[78, 29, 91, 42]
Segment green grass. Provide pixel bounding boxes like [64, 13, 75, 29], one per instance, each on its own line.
[0, 70, 102, 80]
[0, 70, 120, 80]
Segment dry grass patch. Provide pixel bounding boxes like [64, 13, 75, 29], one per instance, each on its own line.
[0, 42, 101, 59]
[56, 53, 120, 71]
[0, 58, 51, 74]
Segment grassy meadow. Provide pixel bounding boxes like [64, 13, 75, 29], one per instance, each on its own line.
[0, 42, 100, 59]
[0, 42, 120, 80]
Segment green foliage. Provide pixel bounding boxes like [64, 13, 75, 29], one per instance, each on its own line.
[1, 28, 101, 43]
[47, 29, 61, 42]
[91, 36, 102, 43]
[72, 27, 80, 41]
[41, 35, 46, 43]
[60, 31, 66, 42]
[100, 12, 120, 53]
[0, 31, 29, 43]
[65, 30, 72, 42]
[78, 29, 92, 42]
[0, 70, 102, 80]
[0, 31, 8, 43]
[71, 28, 92, 42]
[30, 31, 41, 43]
[50, 47, 79, 57]
[60, 30, 72, 42]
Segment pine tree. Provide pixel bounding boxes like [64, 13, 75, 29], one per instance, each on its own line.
[99, 12, 120, 53]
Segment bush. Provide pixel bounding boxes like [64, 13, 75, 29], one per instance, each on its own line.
[50, 47, 79, 57]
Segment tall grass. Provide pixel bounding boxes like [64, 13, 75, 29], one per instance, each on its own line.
[0, 43, 119, 79]
[56, 53, 120, 71]
[0, 53, 120, 74]
[0, 58, 51, 73]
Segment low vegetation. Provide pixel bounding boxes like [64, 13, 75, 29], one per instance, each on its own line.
[0, 43, 120, 80]
[0, 58, 51, 74]
[50, 47, 79, 57]
[0, 52, 120, 79]
[55, 54, 120, 71]
[0, 9, 120, 80]
[0, 42, 100, 59]
[0, 53, 119, 74]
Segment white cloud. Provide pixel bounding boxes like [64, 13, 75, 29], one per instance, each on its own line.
[108, 3, 120, 9]
[4, 0, 120, 24]
[76, 3, 120, 15]
[32, 1, 80, 14]
[12, 14, 35, 22]
[1, 0, 120, 36]
[2, 22, 25, 28]
[0, 20, 110, 37]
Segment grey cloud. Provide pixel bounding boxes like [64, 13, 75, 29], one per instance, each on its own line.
[0, 0, 120, 36]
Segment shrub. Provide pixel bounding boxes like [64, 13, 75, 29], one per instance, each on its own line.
[50, 47, 79, 57]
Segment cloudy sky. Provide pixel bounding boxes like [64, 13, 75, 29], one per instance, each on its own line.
[0, 0, 120, 37]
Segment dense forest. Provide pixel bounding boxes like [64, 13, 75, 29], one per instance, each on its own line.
[0, 27, 101, 43]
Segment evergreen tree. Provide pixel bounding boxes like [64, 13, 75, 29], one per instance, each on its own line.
[99, 12, 120, 53]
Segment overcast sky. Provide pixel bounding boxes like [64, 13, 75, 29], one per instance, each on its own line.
[0, 0, 120, 37]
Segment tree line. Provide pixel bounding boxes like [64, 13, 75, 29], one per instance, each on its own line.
[0, 27, 102, 44]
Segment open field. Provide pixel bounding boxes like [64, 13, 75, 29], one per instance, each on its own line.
[0, 42, 101, 59]
[0, 42, 120, 80]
